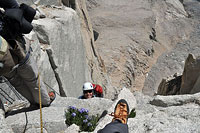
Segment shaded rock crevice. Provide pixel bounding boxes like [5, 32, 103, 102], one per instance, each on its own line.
[157, 73, 182, 95]
[46, 49, 67, 97]
[156, 53, 200, 96]
[149, 28, 157, 42]
[34, 21, 66, 97]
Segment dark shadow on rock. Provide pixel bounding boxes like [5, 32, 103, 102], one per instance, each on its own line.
[5, 104, 40, 118]
[98, 110, 108, 121]
[93, 30, 99, 41]
[0, 99, 5, 112]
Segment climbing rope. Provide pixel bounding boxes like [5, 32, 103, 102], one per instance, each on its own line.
[38, 73, 43, 133]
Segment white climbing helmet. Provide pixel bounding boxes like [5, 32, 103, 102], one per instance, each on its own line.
[83, 82, 94, 91]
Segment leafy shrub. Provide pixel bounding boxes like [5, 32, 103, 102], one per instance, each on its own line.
[65, 106, 99, 132]
[128, 108, 136, 118]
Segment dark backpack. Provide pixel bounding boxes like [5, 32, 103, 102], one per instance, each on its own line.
[0, 3, 36, 42]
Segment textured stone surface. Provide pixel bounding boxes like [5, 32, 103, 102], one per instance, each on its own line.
[143, 0, 200, 96]
[180, 54, 200, 94]
[24, 31, 60, 96]
[5, 96, 112, 133]
[0, 110, 13, 133]
[157, 73, 182, 95]
[3, 88, 200, 133]
[18, 0, 61, 6]
[1, 0, 200, 132]
[150, 92, 200, 107]
[75, 0, 111, 99]
[128, 103, 200, 133]
[64, 124, 79, 133]
[87, 0, 192, 96]
[126, 91, 200, 133]
[32, 7, 88, 97]
[94, 91, 200, 133]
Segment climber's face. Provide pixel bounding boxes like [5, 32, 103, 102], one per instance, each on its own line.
[83, 90, 93, 99]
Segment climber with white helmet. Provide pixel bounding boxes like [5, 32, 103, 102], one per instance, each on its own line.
[79, 82, 103, 99]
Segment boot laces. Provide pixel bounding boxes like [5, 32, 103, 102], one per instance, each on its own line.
[109, 102, 128, 122]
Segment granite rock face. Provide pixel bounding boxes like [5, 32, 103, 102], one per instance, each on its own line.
[157, 54, 200, 95]
[5, 96, 113, 133]
[1, 0, 200, 132]
[143, 0, 200, 96]
[180, 54, 200, 94]
[32, 7, 87, 97]
[2, 88, 200, 133]
[0, 109, 13, 133]
[86, 0, 193, 96]
[18, 0, 62, 6]
[157, 73, 182, 95]
[128, 91, 200, 133]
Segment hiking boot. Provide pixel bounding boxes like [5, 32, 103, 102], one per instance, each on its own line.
[48, 91, 56, 104]
[110, 99, 129, 124]
[4, 100, 30, 112]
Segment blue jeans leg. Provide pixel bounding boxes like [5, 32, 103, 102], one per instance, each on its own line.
[98, 120, 128, 133]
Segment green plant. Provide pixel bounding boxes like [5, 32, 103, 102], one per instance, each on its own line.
[65, 106, 99, 132]
[128, 108, 136, 118]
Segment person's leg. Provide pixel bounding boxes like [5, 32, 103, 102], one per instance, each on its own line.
[98, 120, 128, 133]
[6, 70, 35, 104]
[17, 55, 51, 106]
[2, 39, 35, 104]
[98, 99, 129, 133]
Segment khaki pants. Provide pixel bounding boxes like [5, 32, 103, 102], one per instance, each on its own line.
[1, 40, 51, 106]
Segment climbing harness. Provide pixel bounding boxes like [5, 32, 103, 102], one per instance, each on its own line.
[8, 45, 32, 75]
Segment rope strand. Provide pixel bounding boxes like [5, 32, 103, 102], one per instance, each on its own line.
[38, 73, 43, 133]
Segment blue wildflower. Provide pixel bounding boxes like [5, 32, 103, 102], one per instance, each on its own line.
[84, 109, 89, 113]
[72, 112, 76, 117]
[84, 115, 89, 119]
[69, 106, 76, 110]
[79, 108, 86, 113]
[83, 119, 88, 123]
[87, 122, 92, 127]
[78, 108, 89, 113]
[78, 108, 83, 113]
